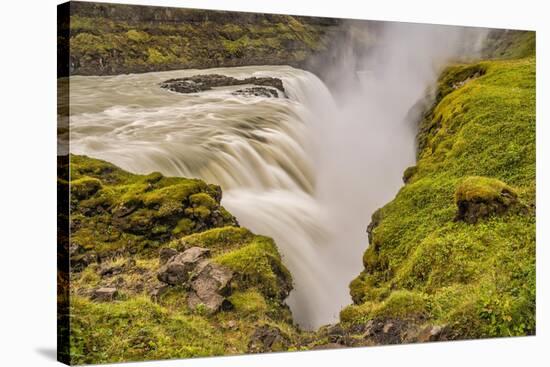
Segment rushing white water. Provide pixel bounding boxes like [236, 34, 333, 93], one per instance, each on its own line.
[70, 66, 348, 329]
[69, 23, 484, 329]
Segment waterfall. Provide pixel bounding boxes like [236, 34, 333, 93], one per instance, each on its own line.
[69, 23, 484, 330]
[70, 66, 347, 329]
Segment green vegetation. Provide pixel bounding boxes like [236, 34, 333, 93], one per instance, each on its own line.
[68, 3, 336, 75]
[69, 155, 299, 364]
[69, 154, 236, 258]
[344, 41, 535, 339]
[215, 236, 292, 298]
[454, 176, 517, 204]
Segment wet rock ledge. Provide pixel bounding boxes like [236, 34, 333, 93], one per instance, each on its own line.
[160, 74, 285, 98]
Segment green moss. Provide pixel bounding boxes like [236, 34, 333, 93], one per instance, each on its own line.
[228, 290, 268, 317]
[69, 12, 330, 75]
[176, 226, 254, 255]
[454, 176, 517, 204]
[215, 236, 292, 298]
[70, 296, 225, 364]
[350, 54, 535, 338]
[126, 29, 150, 42]
[70, 177, 102, 200]
[171, 218, 195, 236]
[147, 48, 177, 65]
[340, 290, 430, 324]
[69, 155, 235, 257]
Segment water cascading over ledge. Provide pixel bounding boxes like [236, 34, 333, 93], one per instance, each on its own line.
[69, 23, 483, 329]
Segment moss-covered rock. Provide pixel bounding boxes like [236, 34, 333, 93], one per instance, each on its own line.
[454, 176, 518, 223]
[69, 154, 237, 261]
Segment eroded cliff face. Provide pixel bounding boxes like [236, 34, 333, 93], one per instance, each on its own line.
[62, 1, 340, 76]
[332, 32, 535, 346]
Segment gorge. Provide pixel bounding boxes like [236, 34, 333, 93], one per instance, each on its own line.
[69, 23, 477, 329]
[60, 3, 536, 363]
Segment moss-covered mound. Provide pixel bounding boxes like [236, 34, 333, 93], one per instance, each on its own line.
[66, 2, 338, 75]
[68, 155, 300, 365]
[343, 43, 535, 340]
[454, 176, 520, 224]
[69, 154, 237, 265]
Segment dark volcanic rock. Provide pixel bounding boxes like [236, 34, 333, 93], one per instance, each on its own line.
[99, 264, 123, 277]
[362, 318, 407, 345]
[157, 247, 210, 285]
[232, 87, 279, 98]
[160, 74, 285, 96]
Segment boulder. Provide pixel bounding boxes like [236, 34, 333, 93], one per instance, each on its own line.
[326, 324, 345, 343]
[362, 318, 406, 345]
[157, 247, 210, 285]
[92, 287, 118, 302]
[366, 208, 382, 245]
[187, 261, 233, 313]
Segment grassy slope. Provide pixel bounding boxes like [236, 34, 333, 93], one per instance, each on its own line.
[343, 38, 535, 338]
[67, 3, 336, 75]
[67, 155, 298, 364]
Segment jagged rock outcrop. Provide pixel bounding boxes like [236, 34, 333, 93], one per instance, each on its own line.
[160, 74, 285, 96]
[157, 247, 211, 285]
